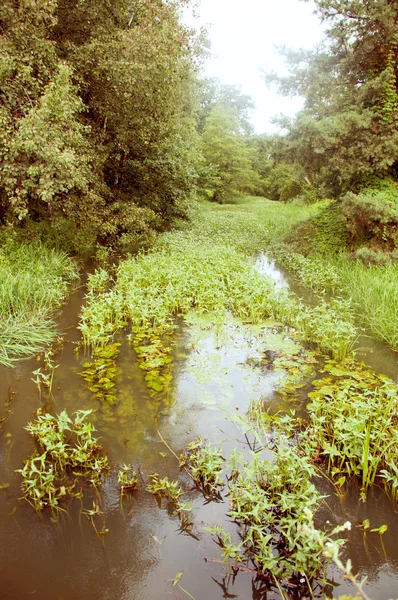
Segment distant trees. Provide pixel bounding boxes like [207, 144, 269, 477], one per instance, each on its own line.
[196, 80, 261, 203]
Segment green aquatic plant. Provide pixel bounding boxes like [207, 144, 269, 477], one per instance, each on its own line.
[82, 501, 109, 542]
[80, 343, 121, 405]
[118, 465, 139, 494]
[180, 439, 225, 498]
[200, 424, 349, 596]
[79, 200, 357, 404]
[146, 473, 183, 504]
[17, 409, 108, 511]
[304, 359, 398, 499]
[146, 473, 193, 528]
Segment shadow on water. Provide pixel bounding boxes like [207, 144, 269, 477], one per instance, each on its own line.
[0, 259, 398, 599]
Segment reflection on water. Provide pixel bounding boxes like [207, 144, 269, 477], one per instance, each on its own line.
[0, 262, 398, 600]
[254, 254, 288, 290]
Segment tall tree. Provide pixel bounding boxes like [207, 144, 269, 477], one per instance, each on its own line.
[266, 0, 398, 196]
[0, 0, 201, 246]
[200, 104, 259, 203]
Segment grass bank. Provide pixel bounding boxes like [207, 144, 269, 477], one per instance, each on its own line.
[0, 236, 78, 366]
[239, 196, 398, 351]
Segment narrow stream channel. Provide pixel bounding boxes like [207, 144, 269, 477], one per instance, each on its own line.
[1, 257, 398, 600]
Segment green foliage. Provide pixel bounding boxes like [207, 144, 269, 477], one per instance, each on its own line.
[2, 63, 92, 221]
[201, 427, 349, 593]
[340, 184, 398, 250]
[180, 439, 225, 497]
[79, 199, 358, 408]
[146, 473, 192, 527]
[266, 1, 398, 197]
[263, 163, 304, 202]
[17, 409, 108, 511]
[304, 360, 398, 499]
[199, 105, 260, 203]
[80, 343, 121, 405]
[0, 0, 201, 245]
[118, 464, 138, 494]
[196, 78, 255, 135]
[0, 234, 78, 365]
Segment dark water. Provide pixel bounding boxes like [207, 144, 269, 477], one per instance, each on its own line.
[1, 261, 398, 600]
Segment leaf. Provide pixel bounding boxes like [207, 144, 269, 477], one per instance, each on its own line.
[171, 571, 183, 587]
[371, 524, 388, 535]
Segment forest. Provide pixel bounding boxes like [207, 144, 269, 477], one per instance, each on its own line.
[1, 1, 398, 599]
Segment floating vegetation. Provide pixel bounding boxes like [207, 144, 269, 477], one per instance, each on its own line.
[304, 359, 398, 499]
[80, 343, 121, 405]
[118, 464, 139, 494]
[132, 325, 175, 395]
[17, 409, 108, 511]
[79, 203, 358, 405]
[180, 439, 225, 499]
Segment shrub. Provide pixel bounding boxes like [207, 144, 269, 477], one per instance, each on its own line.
[340, 184, 398, 249]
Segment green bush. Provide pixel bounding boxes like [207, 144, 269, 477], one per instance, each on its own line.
[340, 184, 398, 249]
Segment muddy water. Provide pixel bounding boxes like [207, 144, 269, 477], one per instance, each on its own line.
[1, 260, 398, 600]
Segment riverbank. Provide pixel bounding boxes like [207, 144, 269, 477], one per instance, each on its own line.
[0, 235, 78, 366]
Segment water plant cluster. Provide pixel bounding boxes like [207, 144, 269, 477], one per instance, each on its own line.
[79, 200, 358, 397]
[80, 343, 121, 405]
[181, 433, 349, 596]
[146, 473, 193, 528]
[17, 409, 108, 511]
[304, 359, 398, 499]
[180, 439, 225, 499]
[0, 238, 78, 366]
[118, 464, 139, 494]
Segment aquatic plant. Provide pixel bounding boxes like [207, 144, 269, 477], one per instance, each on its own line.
[80, 343, 121, 405]
[146, 473, 193, 528]
[200, 429, 349, 596]
[79, 200, 358, 404]
[304, 359, 398, 499]
[180, 439, 225, 498]
[17, 409, 108, 511]
[118, 464, 138, 494]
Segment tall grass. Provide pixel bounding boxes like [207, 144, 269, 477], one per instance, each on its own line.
[0, 238, 78, 366]
[336, 260, 398, 349]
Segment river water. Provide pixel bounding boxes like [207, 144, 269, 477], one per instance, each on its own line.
[1, 257, 398, 600]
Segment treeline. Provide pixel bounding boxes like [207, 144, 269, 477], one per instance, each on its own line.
[1, 0, 398, 258]
[265, 0, 398, 200]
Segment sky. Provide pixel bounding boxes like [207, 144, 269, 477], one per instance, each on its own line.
[184, 0, 325, 133]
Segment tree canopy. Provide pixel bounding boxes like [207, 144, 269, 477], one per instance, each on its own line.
[0, 0, 200, 249]
[267, 0, 398, 197]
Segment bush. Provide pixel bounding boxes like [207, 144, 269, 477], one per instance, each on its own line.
[340, 184, 398, 249]
[354, 247, 391, 266]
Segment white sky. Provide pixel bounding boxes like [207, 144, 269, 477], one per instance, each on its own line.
[184, 0, 325, 133]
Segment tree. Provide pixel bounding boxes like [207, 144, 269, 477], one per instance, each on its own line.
[0, 0, 201, 247]
[266, 0, 398, 196]
[196, 77, 255, 134]
[200, 104, 260, 203]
